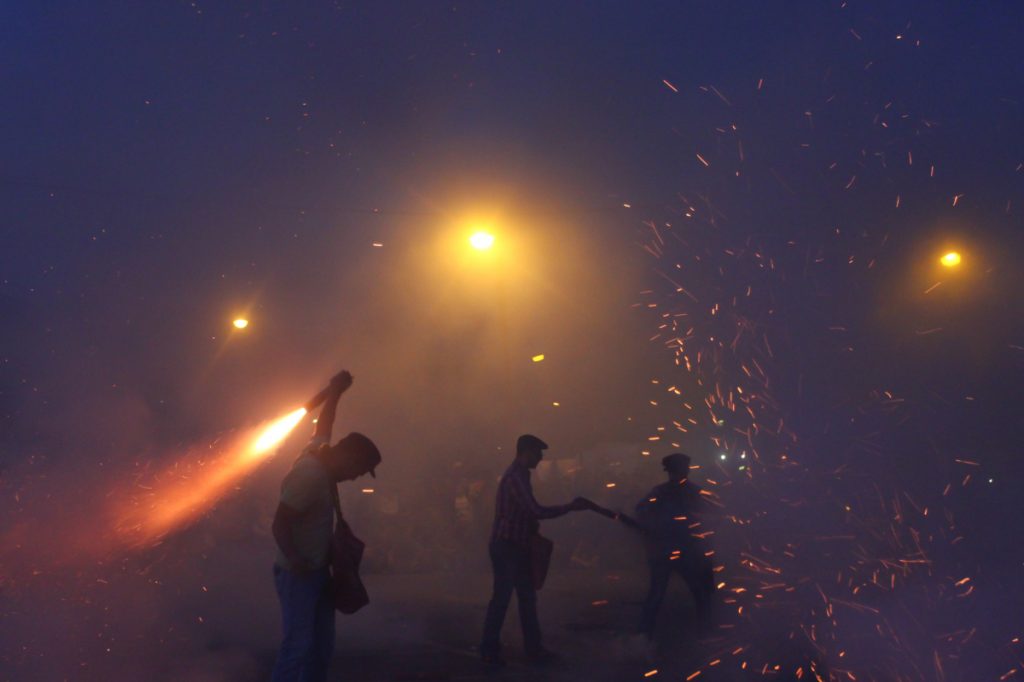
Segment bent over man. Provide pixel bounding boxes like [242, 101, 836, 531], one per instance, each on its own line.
[271, 371, 381, 682]
[480, 434, 591, 667]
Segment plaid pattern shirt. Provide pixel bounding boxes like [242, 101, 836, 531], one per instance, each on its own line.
[490, 460, 572, 546]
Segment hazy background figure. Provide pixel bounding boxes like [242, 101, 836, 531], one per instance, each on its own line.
[634, 453, 715, 640]
[479, 434, 591, 667]
[270, 371, 380, 682]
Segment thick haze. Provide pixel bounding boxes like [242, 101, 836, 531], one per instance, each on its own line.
[2, 2, 1023, 681]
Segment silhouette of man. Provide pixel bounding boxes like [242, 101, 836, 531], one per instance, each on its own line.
[480, 434, 591, 666]
[271, 370, 381, 682]
[635, 453, 715, 639]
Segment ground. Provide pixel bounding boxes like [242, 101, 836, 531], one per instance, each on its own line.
[266, 567, 723, 682]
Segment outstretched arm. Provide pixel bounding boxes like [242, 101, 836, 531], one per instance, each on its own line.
[311, 370, 353, 442]
[508, 472, 586, 520]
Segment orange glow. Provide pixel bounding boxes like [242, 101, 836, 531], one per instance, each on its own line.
[233, 318, 249, 329]
[469, 231, 495, 250]
[252, 408, 308, 455]
[940, 251, 961, 267]
[113, 407, 308, 548]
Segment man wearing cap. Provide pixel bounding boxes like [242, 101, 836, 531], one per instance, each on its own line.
[480, 434, 591, 666]
[271, 370, 381, 682]
[635, 453, 715, 639]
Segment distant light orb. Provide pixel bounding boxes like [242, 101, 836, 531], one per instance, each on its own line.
[233, 318, 249, 329]
[469, 231, 495, 250]
[940, 251, 961, 267]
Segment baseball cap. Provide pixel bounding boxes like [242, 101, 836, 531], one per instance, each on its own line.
[337, 432, 380, 477]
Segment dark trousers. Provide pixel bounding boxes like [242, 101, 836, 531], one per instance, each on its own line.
[271, 564, 335, 682]
[639, 554, 714, 637]
[480, 539, 543, 656]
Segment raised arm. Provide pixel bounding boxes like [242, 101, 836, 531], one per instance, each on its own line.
[311, 370, 353, 442]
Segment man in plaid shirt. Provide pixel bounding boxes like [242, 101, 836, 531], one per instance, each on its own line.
[479, 434, 591, 666]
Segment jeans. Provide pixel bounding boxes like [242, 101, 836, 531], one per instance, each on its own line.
[639, 553, 714, 637]
[271, 564, 335, 682]
[480, 540, 542, 657]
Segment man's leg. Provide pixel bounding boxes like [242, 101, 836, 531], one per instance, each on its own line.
[480, 541, 515, 659]
[303, 568, 335, 682]
[272, 565, 325, 682]
[680, 557, 715, 634]
[510, 544, 543, 656]
[638, 560, 672, 638]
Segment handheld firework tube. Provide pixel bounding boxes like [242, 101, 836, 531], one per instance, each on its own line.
[304, 385, 334, 412]
[589, 502, 645, 533]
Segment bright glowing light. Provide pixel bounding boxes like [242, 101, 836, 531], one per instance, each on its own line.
[469, 231, 495, 250]
[720, 453, 728, 460]
[251, 408, 308, 455]
[532, 354, 545, 362]
[940, 251, 961, 267]
[113, 406, 309, 549]
[233, 318, 249, 329]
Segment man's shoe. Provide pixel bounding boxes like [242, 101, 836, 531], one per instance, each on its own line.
[481, 653, 506, 668]
[525, 648, 560, 666]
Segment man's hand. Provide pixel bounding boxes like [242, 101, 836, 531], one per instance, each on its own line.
[312, 371, 351, 441]
[329, 370, 353, 394]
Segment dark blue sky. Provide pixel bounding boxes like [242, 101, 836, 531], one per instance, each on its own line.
[2, 0, 1022, 471]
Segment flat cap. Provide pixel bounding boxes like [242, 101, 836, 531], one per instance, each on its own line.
[516, 434, 549, 454]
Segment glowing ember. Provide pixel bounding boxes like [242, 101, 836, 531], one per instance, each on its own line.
[532, 353, 545, 362]
[940, 251, 961, 267]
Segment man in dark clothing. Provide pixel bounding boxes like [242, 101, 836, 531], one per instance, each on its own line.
[635, 452, 715, 639]
[270, 371, 381, 682]
[480, 434, 591, 666]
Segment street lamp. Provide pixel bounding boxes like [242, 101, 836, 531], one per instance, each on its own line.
[469, 231, 495, 250]
[940, 251, 961, 268]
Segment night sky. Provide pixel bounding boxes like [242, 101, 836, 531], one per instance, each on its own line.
[2, 2, 1023, 681]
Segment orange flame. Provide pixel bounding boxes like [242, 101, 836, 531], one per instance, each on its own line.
[113, 407, 309, 549]
[251, 408, 308, 455]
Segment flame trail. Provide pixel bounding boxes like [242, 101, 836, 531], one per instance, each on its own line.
[113, 407, 309, 549]
[251, 408, 309, 456]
